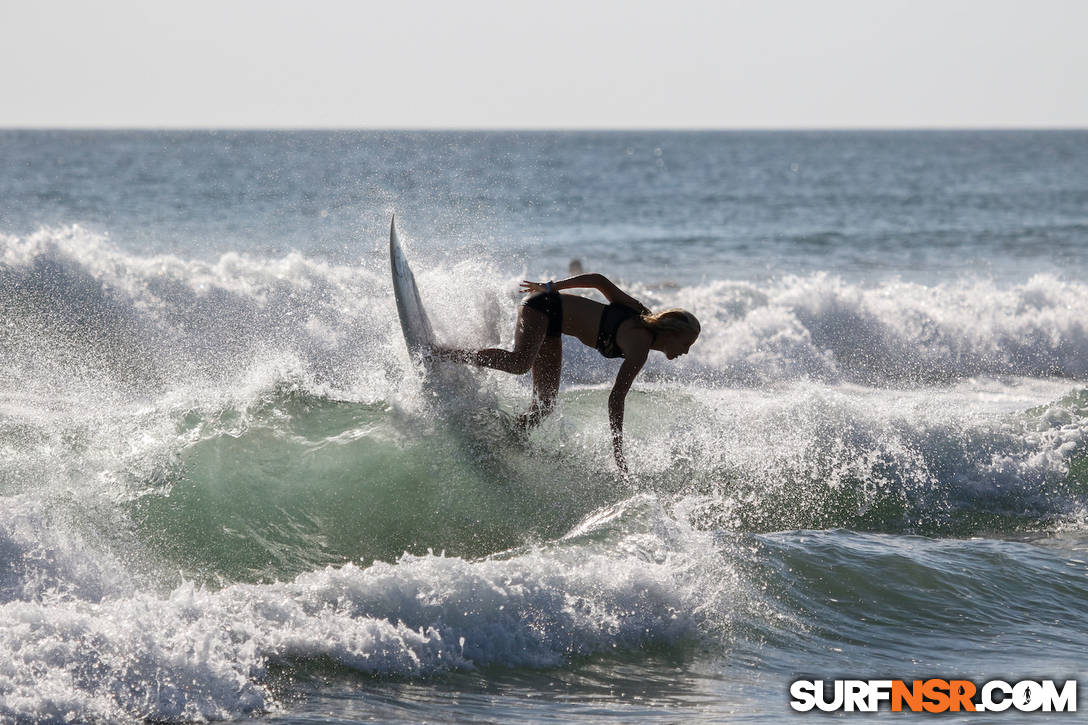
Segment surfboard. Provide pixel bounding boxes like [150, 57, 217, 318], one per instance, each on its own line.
[389, 216, 436, 371]
[387, 216, 525, 458]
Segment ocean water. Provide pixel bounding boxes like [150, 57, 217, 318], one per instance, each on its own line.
[1, 130, 1087, 723]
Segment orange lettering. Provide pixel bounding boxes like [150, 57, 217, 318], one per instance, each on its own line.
[948, 680, 976, 711]
[892, 680, 924, 712]
[922, 679, 951, 713]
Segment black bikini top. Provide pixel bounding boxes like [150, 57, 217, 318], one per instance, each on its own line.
[595, 303, 643, 359]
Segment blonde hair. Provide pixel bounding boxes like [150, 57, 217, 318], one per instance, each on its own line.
[640, 308, 701, 338]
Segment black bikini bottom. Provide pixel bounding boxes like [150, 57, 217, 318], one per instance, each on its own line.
[523, 291, 562, 337]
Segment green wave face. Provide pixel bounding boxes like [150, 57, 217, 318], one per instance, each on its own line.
[125, 383, 1088, 585]
[129, 391, 622, 583]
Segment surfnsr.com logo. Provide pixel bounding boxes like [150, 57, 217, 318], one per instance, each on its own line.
[790, 679, 1077, 713]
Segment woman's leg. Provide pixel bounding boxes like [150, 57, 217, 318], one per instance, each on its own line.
[519, 334, 562, 430]
[435, 305, 547, 375]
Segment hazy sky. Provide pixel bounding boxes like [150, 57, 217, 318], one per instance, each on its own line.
[2, 0, 1086, 128]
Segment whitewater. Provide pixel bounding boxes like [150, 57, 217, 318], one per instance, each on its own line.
[2, 130, 1087, 723]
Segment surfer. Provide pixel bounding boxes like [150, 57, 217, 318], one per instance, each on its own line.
[433, 273, 700, 474]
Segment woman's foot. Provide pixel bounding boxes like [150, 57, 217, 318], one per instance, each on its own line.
[431, 344, 471, 363]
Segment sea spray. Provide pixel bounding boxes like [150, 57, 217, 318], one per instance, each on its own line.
[1, 497, 732, 722]
[4, 129, 1088, 723]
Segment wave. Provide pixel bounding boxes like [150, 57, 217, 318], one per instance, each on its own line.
[6, 377, 1076, 594]
[4, 226, 1088, 720]
[3, 227, 1088, 401]
[3, 223, 1087, 597]
[3, 494, 1086, 722]
[683, 273, 1088, 385]
[0, 497, 726, 722]
[4, 354, 1088, 588]
[127, 387, 624, 583]
[641, 382, 1088, 536]
[731, 528, 1088, 672]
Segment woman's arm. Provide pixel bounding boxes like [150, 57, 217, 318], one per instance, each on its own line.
[607, 347, 648, 475]
[521, 274, 650, 314]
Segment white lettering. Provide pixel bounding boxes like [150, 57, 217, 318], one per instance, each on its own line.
[981, 680, 1012, 712]
[1040, 680, 1077, 712]
[844, 680, 868, 712]
[867, 680, 893, 711]
[789, 680, 817, 712]
[1013, 680, 1043, 712]
[816, 680, 844, 712]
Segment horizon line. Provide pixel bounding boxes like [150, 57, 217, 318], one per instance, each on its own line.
[2, 124, 1087, 133]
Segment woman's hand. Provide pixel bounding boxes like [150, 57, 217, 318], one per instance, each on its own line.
[519, 280, 548, 295]
[612, 432, 629, 476]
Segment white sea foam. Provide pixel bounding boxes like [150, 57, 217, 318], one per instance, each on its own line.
[4, 228, 1087, 519]
[620, 378, 1088, 531]
[5, 227, 1088, 401]
[0, 498, 724, 722]
[660, 273, 1088, 385]
[0, 498, 136, 606]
